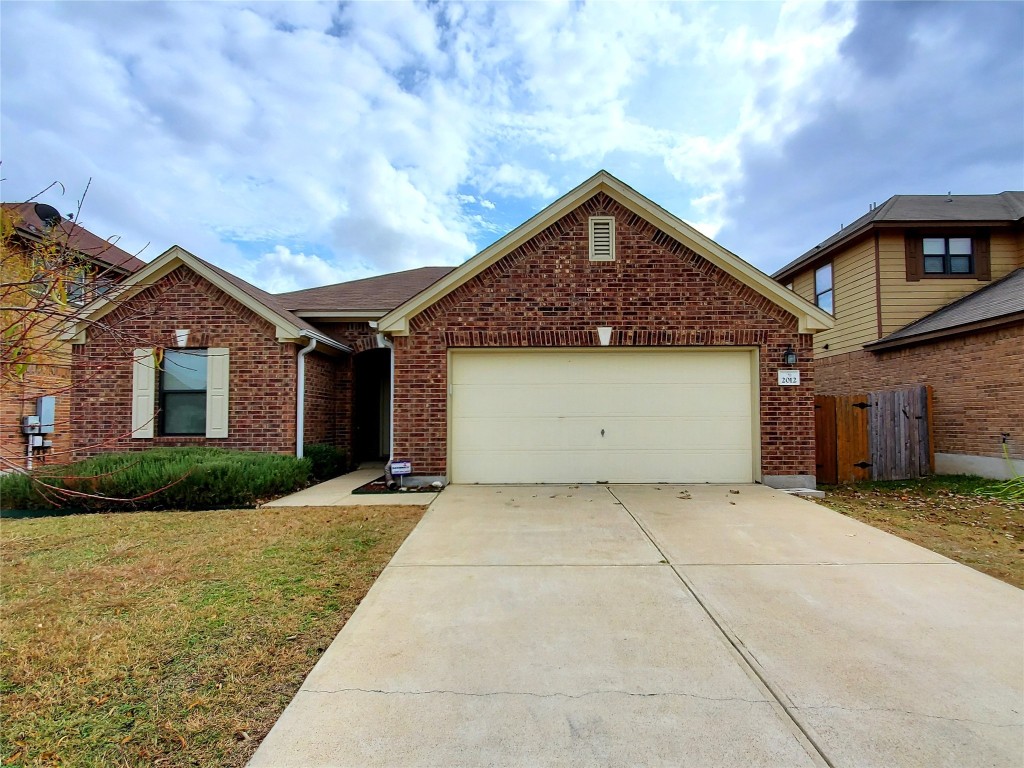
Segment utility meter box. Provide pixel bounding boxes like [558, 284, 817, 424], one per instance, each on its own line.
[21, 415, 41, 435]
[36, 396, 56, 434]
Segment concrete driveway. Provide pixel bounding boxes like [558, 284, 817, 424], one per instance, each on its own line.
[249, 484, 1024, 768]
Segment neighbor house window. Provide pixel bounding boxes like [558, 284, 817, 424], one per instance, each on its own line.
[814, 263, 833, 313]
[923, 237, 973, 275]
[66, 268, 87, 305]
[160, 349, 208, 435]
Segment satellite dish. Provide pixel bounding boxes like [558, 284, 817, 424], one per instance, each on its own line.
[33, 203, 62, 229]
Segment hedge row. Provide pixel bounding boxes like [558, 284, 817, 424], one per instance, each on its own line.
[0, 445, 347, 512]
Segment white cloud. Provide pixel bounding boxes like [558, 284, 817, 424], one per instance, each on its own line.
[476, 163, 557, 199]
[247, 246, 345, 293]
[1, 0, 1018, 290]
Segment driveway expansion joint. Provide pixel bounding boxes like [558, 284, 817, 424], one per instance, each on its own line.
[792, 704, 1023, 729]
[299, 687, 770, 705]
[607, 486, 836, 768]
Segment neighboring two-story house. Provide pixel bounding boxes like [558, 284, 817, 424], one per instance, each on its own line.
[773, 192, 1024, 480]
[1, 202, 144, 469]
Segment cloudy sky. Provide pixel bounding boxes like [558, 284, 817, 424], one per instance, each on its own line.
[2, 1, 1021, 292]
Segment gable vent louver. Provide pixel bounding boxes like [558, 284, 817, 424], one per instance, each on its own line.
[589, 216, 615, 261]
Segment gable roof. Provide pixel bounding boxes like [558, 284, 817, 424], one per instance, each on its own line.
[377, 170, 833, 336]
[3, 202, 146, 273]
[68, 245, 348, 351]
[278, 266, 455, 315]
[866, 267, 1024, 351]
[773, 191, 1024, 282]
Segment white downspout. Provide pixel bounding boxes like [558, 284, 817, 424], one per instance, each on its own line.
[378, 333, 395, 471]
[295, 338, 317, 458]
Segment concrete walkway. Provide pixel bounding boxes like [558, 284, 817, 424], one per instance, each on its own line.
[262, 465, 440, 507]
[249, 484, 1024, 768]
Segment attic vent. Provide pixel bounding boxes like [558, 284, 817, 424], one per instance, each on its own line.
[589, 216, 615, 261]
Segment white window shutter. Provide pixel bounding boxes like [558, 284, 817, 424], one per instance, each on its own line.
[206, 348, 230, 438]
[131, 348, 156, 439]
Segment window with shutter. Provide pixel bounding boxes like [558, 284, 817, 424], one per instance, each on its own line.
[589, 217, 615, 261]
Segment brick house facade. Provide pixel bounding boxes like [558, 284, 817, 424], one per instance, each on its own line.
[72, 266, 303, 457]
[391, 192, 817, 479]
[64, 172, 833, 487]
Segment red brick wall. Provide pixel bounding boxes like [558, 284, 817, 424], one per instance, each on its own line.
[315, 321, 380, 353]
[72, 266, 299, 457]
[1, 367, 72, 470]
[392, 192, 816, 479]
[303, 350, 349, 452]
[815, 323, 1024, 460]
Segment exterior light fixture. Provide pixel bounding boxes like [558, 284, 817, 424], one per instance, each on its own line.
[782, 345, 798, 365]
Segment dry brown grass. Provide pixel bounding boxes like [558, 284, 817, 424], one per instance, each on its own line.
[1, 504, 426, 767]
[819, 478, 1024, 588]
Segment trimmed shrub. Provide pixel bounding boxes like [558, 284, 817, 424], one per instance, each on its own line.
[303, 444, 348, 482]
[0, 448, 310, 512]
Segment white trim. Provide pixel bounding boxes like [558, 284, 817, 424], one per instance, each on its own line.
[589, 216, 615, 261]
[66, 245, 348, 352]
[295, 340, 316, 457]
[378, 171, 834, 336]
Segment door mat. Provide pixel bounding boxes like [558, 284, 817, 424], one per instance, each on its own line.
[351, 476, 441, 495]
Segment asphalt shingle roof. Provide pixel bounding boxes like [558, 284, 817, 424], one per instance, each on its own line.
[870, 267, 1024, 347]
[774, 191, 1024, 280]
[3, 202, 146, 273]
[277, 266, 455, 312]
[191, 255, 341, 343]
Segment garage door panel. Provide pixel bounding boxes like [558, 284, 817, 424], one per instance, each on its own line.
[450, 350, 755, 483]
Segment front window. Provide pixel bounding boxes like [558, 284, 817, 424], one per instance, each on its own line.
[923, 237, 973, 275]
[160, 350, 207, 435]
[814, 263, 833, 314]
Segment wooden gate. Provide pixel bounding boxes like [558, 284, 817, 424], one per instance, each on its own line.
[815, 385, 933, 484]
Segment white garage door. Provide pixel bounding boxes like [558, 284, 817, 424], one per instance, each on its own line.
[449, 349, 756, 484]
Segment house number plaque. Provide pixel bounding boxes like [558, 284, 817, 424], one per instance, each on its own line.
[778, 370, 800, 386]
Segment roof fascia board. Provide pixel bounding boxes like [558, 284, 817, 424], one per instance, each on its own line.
[864, 312, 1024, 352]
[293, 310, 387, 319]
[379, 171, 832, 335]
[67, 245, 346, 351]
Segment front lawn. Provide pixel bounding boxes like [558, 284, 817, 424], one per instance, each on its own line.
[0, 504, 425, 767]
[818, 475, 1024, 588]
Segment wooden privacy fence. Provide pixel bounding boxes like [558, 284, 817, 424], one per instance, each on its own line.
[815, 385, 934, 484]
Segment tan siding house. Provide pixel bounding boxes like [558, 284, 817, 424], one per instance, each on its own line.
[774, 192, 1024, 480]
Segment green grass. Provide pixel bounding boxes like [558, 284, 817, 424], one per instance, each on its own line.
[0, 448, 312, 512]
[0, 503, 426, 767]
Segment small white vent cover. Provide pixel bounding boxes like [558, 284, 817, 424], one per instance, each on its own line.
[589, 216, 615, 261]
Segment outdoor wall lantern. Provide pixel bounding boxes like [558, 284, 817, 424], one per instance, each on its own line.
[781, 345, 798, 365]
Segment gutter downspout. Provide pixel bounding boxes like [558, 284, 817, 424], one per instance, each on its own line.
[295, 338, 317, 458]
[374, 328, 396, 486]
